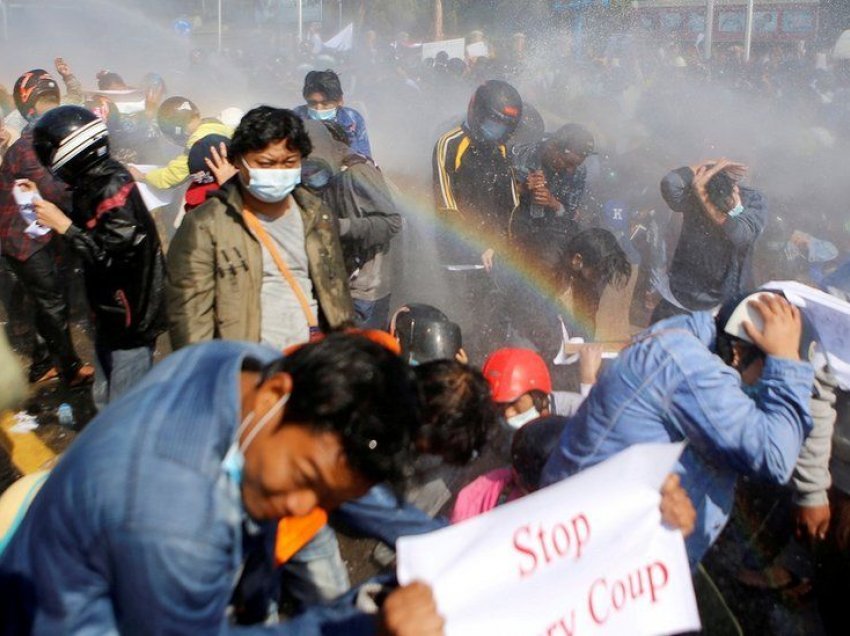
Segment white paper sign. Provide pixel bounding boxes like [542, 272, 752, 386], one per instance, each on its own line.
[129, 164, 177, 211]
[421, 38, 466, 61]
[397, 443, 700, 636]
[763, 280, 850, 390]
[465, 41, 489, 59]
[13, 183, 51, 238]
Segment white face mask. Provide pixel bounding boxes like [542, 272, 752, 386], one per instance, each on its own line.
[241, 158, 301, 203]
[222, 393, 290, 487]
[507, 406, 540, 430]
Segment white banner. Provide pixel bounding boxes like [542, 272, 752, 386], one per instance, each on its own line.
[421, 38, 466, 61]
[397, 443, 700, 636]
[763, 280, 850, 390]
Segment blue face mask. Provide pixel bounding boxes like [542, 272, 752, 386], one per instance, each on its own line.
[479, 118, 509, 142]
[741, 382, 760, 399]
[241, 159, 301, 203]
[728, 203, 744, 218]
[222, 393, 290, 487]
[303, 170, 331, 190]
[307, 106, 338, 121]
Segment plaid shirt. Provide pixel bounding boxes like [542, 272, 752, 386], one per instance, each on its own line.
[0, 124, 72, 262]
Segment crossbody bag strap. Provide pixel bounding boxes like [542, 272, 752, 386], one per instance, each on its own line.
[242, 209, 318, 329]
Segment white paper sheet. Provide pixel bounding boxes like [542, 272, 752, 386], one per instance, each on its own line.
[128, 164, 177, 211]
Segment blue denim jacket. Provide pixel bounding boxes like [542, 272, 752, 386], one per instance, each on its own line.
[0, 341, 374, 635]
[541, 312, 814, 566]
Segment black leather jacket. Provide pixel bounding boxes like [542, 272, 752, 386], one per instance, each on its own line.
[64, 159, 166, 348]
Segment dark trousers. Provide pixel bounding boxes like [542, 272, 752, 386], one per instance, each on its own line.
[4, 248, 82, 383]
[352, 295, 392, 330]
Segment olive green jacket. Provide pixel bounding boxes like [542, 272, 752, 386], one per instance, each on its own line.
[166, 181, 354, 350]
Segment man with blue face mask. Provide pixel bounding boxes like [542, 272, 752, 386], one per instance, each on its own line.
[432, 79, 523, 361]
[166, 105, 354, 352]
[0, 334, 445, 634]
[293, 70, 373, 159]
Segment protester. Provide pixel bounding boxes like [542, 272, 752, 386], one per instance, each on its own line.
[451, 415, 569, 523]
[0, 334, 442, 634]
[510, 123, 595, 270]
[293, 70, 372, 158]
[302, 120, 401, 328]
[31, 105, 166, 408]
[166, 105, 354, 351]
[505, 227, 632, 358]
[482, 346, 602, 431]
[184, 133, 231, 211]
[0, 68, 93, 387]
[542, 291, 815, 567]
[652, 158, 766, 322]
[433, 79, 521, 272]
[432, 80, 523, 359]
[128, 96, 232, 189]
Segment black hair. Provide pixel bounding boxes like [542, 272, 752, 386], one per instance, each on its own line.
[260, 333, 422, 487]
[96, 71, 125, 90]
[229, 106, 312, 164]
[321, 120, 350, 146]
[564, 228, 632, 289]
[706, 170, 735, 211]
[413, 360, 498, 465]
[303, 69, 344, 102]
[511, 416, 568, 492]
[529, 390, 550, 414]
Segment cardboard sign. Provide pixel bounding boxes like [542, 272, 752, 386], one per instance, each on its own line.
[397, 443, 700, 636]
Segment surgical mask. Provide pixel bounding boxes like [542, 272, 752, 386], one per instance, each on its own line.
[728, 203, 744, 218]
[741, 382, 760, 399]
[307, 106, 338, 121]
[479, 118, 509, 142]
[222, 393, 290, 487]
[507, 406, 540, 430]
[302, 170, 331, 190]
[241, 159, 301, 203]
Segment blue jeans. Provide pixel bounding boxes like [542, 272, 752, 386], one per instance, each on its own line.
[93, 342, 154, 411]
[352, 295, 391, 330]
[280, 525, 350, 608]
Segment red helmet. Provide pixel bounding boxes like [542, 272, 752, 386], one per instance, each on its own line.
[482, 348, 552, 404]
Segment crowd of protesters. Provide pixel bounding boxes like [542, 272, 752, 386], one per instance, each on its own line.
[0, 19, 848, 636]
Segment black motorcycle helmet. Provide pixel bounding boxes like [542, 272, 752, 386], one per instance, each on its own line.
[466, 79, 523, 144]
[405, 317, 462, 365]
[392, 307, 462, 365]
[33, 105, 110, 184]
[157, 96, 200, 144]
[13, 69, 60, 122]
